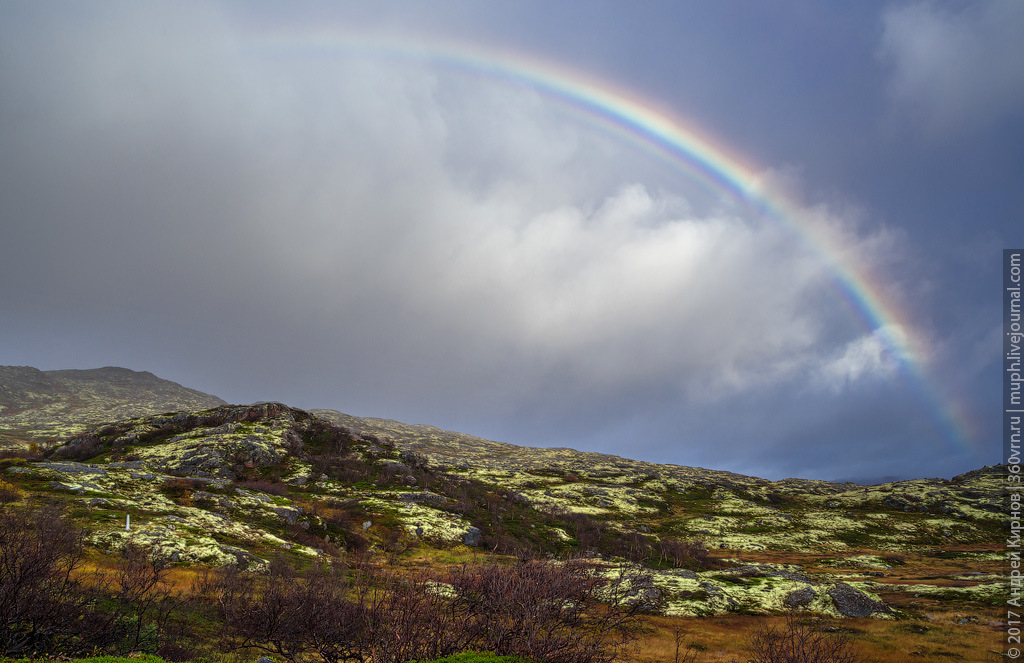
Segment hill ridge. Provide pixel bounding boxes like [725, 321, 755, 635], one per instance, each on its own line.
[0, 365, 226, 444]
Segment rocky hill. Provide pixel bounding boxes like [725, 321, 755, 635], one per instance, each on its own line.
[0, 409, 1002, 620]
[0, 366, 226, 445]
[0, 367, 1007, 660]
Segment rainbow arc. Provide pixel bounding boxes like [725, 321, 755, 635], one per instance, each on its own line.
[255, 30, 975, 454]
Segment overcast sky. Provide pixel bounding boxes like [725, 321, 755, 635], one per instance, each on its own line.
[2, 1, 1020, 481]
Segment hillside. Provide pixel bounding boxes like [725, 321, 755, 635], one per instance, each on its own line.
[0, 367, 1006, 660]
[0, 366, 226, 445]
[1, 404, 1001, 613]
[314, 409, 859, 492]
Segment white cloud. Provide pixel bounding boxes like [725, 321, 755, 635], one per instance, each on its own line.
[816, 326, 904, 392]
[878, 0, 1024, 135]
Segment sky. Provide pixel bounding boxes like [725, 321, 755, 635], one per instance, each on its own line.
[1, 1, 1021, 482]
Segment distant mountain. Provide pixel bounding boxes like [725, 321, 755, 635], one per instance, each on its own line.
[0, 366, 226, 445]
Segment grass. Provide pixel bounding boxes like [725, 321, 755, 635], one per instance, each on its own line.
[0, 657, 171, 663]
[617, 611, 1003, 663]
[413, 655, 534, 663]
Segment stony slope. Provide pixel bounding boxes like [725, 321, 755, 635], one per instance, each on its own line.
[314, 409, 860, 493]
[0, 366, 226, 445]
[0, 368, 1005, 625]
[0, 401, 1003, 622]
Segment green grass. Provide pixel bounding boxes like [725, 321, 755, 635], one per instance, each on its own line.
[1, 656, 170, 663]
[413, 653, 535, 663]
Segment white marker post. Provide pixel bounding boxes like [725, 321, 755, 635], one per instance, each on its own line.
[125, 514, 131, 531]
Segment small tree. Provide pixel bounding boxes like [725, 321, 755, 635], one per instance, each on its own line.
[749, 612, 861, 663]
[104, 544, 183, 655]
[449, 558, 651, 663]
[673, 625, 701, 663]
[0, 505, 87, 657]
[213, 557, 365, 663]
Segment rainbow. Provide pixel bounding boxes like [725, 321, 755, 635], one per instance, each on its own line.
[254, 30, 976, 454]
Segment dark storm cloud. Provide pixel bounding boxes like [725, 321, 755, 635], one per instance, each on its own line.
[1, 1, 1012, 480]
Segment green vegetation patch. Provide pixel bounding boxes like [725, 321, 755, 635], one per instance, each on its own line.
[414, 654, 534, 663]
[1, 656, 169, 663]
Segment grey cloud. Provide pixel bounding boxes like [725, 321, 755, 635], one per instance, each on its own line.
[0, 2, 990, 480]
[878, 0, 1024, 135]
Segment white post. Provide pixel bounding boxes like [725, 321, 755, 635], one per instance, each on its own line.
[125, 514, 130, 531]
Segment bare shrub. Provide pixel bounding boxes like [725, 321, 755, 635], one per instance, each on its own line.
[318, 500, 370, 552]
[212, 556, 648, 663]
[610, 530, 654, 564]
[236, 479, 289, 496]
[658, 537, 720, 571]
[560, 511, 607, 552]
[674, 625, 701, 663]
[749, 612, 861, 663]
[52, 434, 105, 461]
[881, 553, 906, 566]
[360, 568, 471, 663]
[213, 557, 365, 663]
[0, 507, 196, 658]
[159, 477, 208, 504]
[0, 444, 43, 462]
[448, 559, 650, 663]
[0, 505, 87, 657]
[103, 544, 184, 655]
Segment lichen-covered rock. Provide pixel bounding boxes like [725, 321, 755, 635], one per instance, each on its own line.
[272, 506, 303, 525]
[398, 491, 446, 504]
[37, 461, 107, 476]
[785, 587, 816, 609]
[827, 582, 891, 617]
[462, 526, 482, 546]
[50, 480, 86, 494]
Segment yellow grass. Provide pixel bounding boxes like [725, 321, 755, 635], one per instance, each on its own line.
[617, 611, 1004, 663]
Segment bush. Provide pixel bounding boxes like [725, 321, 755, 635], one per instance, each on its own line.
[0, 504, 90, 657]
[748, 612, 862, 663]
[0, 479, 22, 503]
[235, 479, 289, 496]
[657, 537, 720, 571]
[448, 559, 653, 663]
[52, 434, 106, 461]
[0, 656, 169, 663]
[158, 478, 208, 503]
[212, 557, 649, 663]
[213, 557, 368, 663]
[0, 506, 194, 659]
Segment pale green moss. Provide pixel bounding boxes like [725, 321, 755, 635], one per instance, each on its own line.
[360, 495, 472, 543]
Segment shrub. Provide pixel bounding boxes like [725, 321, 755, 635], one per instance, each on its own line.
[52, 434, 106, 461]
[447, 559, 652, 663]
[101, 544, 185, 656]
[236, 479, 289, 496]
[0, 504, 89, 657]
[0, 443, 43, 462]
[748, 612, 862, 663]
[881, 553, 906, 566]
[0, 479, 22, 503]
[158, 477, 208, 503]
[0, 506, 196, 659]
[213, 557, 367, 663]
[212, 557, 649, 663]
[657, 537, 720, 571]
